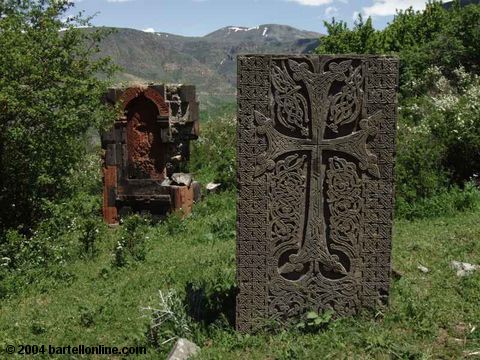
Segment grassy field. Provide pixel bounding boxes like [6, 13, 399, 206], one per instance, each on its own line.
[1, 189, 479, 359]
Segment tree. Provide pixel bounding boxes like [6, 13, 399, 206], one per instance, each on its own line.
[319, 15, 384, 55]
[316, 0, 480, 206]
[0, 0, 117, 235]
[317, 1, 480, 95]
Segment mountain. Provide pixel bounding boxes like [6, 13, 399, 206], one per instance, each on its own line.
[204, 24, 321, 42]
[443, 0, 480, 9]
[94, 24, 322, 106]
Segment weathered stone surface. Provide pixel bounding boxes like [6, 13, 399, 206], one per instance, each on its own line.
[172, 173, 194, 187]
[192, 181, 202, 203]
[167, 338, 200, 360]
[161, 179, 173, 187]
[170, 185, 195, 216]
[206, 182, 221, 192]
[418, 265, 430, 273]
[236, 55, 399, 331]
[101, 84, 200, 224]
[126, 94, 166, 179]
[451, 261, 479, 277]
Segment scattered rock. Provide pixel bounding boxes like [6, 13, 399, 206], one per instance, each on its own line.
[417, 265, 429, 273]
[172, 173, 193, 187]
[450, 261, 479, 277]
[161, 178, 172, 186]
[206, 182, 221, 193]
[464, 350, 480, 358]
[167, 338, 200, 360]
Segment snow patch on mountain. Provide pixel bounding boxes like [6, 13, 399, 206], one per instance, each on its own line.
[228, 26, 260, 33]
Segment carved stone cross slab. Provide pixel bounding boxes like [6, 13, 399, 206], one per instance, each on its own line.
[236, 55, 399, 332]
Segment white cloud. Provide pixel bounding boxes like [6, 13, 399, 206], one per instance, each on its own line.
[352, 10, 360, 20]
[363, 0, 427, 17]
[288, 0, 333, 6]
[325, 6, 338, 16]
[143, 27, 155, 33]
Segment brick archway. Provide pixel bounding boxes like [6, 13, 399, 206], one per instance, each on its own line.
[119, 87, 170, 118]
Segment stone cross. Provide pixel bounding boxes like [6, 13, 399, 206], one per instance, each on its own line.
[236, 55, 399, 332]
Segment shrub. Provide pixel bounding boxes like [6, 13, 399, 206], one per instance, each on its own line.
[395, 67, 480, 210]
[317, 1, 480, 212]
[79, 218, 100, 259]
[396, 182, 480, 220]
[113, 214, 150, 267]
[143, 289, 193, 349]
[190, 107, 236, 189]
[0, 153, 105, 284]
[184, 279, 236, 327]
[317, 1, 480, 96]
[395, 120, 449, 204]
[424, 67, 480, 184]
[163, 212, 187, 236]
[0, 0, 117, 235]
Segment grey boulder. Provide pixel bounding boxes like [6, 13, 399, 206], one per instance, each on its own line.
[167, 338, 200, 360]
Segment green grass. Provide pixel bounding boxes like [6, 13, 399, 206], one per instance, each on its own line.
[1, 190, 480, 359]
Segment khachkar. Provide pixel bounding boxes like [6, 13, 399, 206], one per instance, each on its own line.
[101, 84, 200, 224]
[236, 55, 399, 331]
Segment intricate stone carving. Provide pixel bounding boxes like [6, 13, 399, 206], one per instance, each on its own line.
[101, 84, 201, 224]
[236, 55, 399, 332]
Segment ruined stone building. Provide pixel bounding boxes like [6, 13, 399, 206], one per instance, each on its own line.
[101, 84, 200, 224]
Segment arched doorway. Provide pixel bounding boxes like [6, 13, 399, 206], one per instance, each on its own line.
[125, 95, 166, 180]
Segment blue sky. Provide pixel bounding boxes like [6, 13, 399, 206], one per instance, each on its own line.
[70, 0, 429, 36]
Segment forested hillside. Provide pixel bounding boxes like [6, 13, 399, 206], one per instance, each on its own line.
[93, 24, 321, 106]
